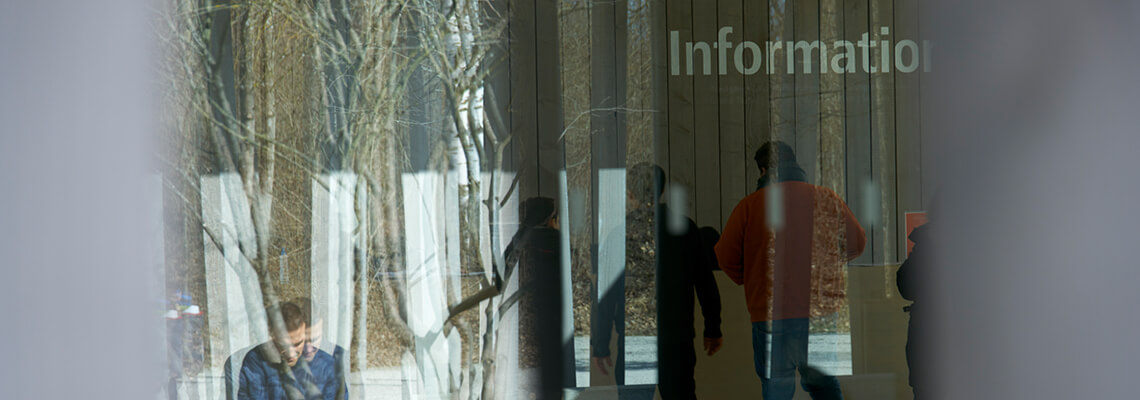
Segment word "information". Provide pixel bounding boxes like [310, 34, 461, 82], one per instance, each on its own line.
[670, 26, 932, 76]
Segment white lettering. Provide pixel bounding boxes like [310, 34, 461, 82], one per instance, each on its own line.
[880, 27, 891, 73]
[666, 26, 927, 76]
[923, 40, 933, 73]
[687, 41, 713, 75]
[767, 41, 783, 75]
[895, 40, 919, 73]
[790, 40, 825, 74]
[832, 41, 855, 73]
[670, 30, 680, 76]
[735, 41, 763, 75]
[858, 32, 876, 73]
[718, 27, 734, 75]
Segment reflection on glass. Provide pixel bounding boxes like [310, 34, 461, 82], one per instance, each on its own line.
[716, 142, 866, 400]
[158, 0, 920, 398]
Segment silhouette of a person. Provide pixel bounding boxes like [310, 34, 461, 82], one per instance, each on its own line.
[897, 216, 934, 399]
[591, 163, 723, 399]
[504, 196, 567, 398]
[294, 298, 348, 400]
[716, 142, 866, 400]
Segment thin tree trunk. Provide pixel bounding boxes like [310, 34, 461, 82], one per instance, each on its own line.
[353, 179, 370, 400]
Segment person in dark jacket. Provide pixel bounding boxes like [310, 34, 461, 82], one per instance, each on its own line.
[897, 220, 933, 399]
[235, 302, 339, 400]
[504, 196, 568, 399]
[295, 298, 348, 400]
[591, 163, 723, 399]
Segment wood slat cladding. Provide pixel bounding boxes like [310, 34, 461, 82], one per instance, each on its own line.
[651, 0, 928, 267]
[498, 0, 925, 394]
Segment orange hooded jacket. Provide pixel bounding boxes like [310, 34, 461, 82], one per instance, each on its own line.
[715, 181, 866, 322]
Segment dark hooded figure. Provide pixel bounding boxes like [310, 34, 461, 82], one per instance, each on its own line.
[503, 196, 567, 398]
[505, 197, 559, 273]
[897, 206, 937, 400]
[591, 163, 723, 399]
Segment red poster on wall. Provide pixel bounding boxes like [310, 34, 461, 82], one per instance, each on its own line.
[905, 211, 928, 257]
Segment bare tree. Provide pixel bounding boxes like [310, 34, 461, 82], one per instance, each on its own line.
[160, 0, 525, 398]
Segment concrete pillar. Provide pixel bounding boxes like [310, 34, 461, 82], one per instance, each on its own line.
[201, 173, 268, 370]
[402, 171, 452, 399]
[311, 172, 359, 356]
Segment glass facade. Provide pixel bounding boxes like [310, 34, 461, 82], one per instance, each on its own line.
[20, 2, 1140, 400]
[150, 0, 931, 398]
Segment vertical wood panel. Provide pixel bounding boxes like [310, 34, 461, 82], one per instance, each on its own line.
[819, 0, 846, 195]
[918, 0, 936, 209]
[718, 0, 747, 228]
[485, 0, 513, 176]
[614, 0, 630, 167]
[667, 0, 696, 217]
[511, 0, 539, 200]
[559, 0, 593, 388]
[692, 0, 721, 227]
[793, 0, 821, 182]
[561, 1, 592, 194]
[702, 5, 762, 396]
[626, 0, 656, 166]
[652, 0, 671, 173]
[771, 0, 797, 146]
[844, 0, 873, 372]
[537, 0, 564, 198]
[591, 2, 620, 168]
[870, 0, 897, 264]
[895, 0, 923, 260]
[742, 0, 769, 191]
[844, 0, 873, 266]
[890, 3, 921, 393]
[591, 0, 620, 172]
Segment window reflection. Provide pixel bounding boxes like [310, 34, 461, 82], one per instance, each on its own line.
[160, 0, 924, 398]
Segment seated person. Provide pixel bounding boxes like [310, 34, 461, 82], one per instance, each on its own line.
[295, 297, 348, 400]
[237, 302, 340, 400]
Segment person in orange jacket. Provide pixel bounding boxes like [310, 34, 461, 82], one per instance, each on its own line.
[715, 141, 866, 400]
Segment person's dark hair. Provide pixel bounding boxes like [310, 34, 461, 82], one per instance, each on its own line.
[520, 197, 557, 228]
[506, 197, 558, 265]
[293, 297, 317, 326]
[628, 163, 666, 205]
[280, 301, 306, 332]
[754, 141, 797, 172]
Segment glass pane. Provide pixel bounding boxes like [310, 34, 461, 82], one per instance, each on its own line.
[157, 0, 925, 399]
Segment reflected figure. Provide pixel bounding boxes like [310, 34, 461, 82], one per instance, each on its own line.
[295, 298, 349, 400]
[716, 142, 866, 400]
[897, 219, 931, 399]
[591, 163, 723, 399]
[166, 290, 204, 400]
[235, 302, 339, 400]
[504, 196, 567, 398]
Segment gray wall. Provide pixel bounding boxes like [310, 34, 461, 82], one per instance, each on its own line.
[0, 1, 166, 399]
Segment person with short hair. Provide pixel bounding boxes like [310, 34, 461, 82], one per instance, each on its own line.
[716, 142, 866, 400]
[236, 302, 338, 400]
[591, 163, 724, 399]
[294, 298, 348, 400]
[504, 196, 568, 397]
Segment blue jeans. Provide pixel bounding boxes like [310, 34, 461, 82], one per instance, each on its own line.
[752, 319, 843, 400]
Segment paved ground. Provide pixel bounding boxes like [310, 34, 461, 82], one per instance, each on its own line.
[167, 334, 850, 399]
[571, 334, 851, 386]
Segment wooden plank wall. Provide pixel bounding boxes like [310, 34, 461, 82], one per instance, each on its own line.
[506, 0, 567, 202]
[658, 0, 926, 264]
[666, 0, 696, 217]
[495, 0, 926, 393]
[845, 0, 875, 266]
[509, 0, 539, 201]
[655, 1, 927, 398]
